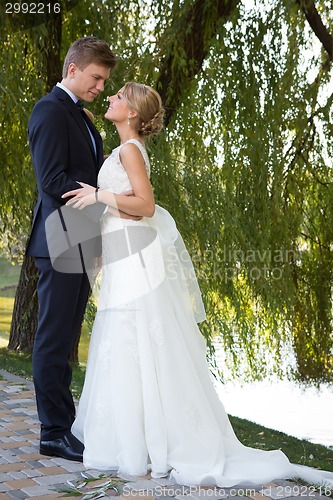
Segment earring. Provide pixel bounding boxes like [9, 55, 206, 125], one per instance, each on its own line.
[127, 117, 131, 125]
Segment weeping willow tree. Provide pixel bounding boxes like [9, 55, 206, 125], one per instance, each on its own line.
[1, 0, 333, 383]
[158, 0, 333, 383]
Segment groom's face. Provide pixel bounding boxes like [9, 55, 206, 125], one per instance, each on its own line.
[69, 62, 110, 102]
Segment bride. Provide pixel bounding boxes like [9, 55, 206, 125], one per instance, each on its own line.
[62, 82, 333, 488]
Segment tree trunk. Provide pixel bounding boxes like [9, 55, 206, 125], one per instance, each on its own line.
[8, 256, 38, 351]
[6, 7, 86, 362]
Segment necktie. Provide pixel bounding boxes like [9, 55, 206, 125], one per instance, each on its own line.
[76, 101, 97, 157]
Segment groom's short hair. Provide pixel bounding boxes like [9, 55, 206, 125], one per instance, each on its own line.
[62, 36, 117, 77]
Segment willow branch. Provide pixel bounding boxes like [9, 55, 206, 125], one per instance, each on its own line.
[297, 0, 333, 61]
[156, 0, 239, 125]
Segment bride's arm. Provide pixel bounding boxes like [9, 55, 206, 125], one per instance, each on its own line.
[62, 143, 155, 218]
[98, 143, 154, 217]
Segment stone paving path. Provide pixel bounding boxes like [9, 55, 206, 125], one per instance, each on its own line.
[0, 369, 331, 499]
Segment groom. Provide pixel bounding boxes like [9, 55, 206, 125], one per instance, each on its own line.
[26, 37, 116, 461]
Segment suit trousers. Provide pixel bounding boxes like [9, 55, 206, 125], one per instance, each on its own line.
[33, 257, 91, 440]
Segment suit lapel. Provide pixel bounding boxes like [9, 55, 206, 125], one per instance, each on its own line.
[51, 87, 101, 164]
[73, 107, 98, 160]
[86, 118, 104, 168]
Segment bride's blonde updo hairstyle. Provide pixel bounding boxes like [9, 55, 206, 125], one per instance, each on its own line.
[122, 82, 164, 137]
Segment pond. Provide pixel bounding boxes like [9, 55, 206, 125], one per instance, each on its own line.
[215, 374, 333, 448]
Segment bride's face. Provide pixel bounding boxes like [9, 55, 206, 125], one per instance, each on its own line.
[105, 87, 130, 122]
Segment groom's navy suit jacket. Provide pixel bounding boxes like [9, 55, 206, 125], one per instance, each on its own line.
[27, 85, 106, 440]
[26, 85, 104, 267]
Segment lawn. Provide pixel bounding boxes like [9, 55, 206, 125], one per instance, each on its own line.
[0, 256, 21, 348]
[0, 255, 90, 361]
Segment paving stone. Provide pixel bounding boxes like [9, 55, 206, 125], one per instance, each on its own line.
[118, 472, 145, 481]
[20, 470, 43, 479]
[151, 496, 179, 500]
[37, 459, 59, 468]
[125, 479, 162, 492]
[4, 490, 28, 499]
[160, 486, 191, 494]
[50, 457, 83, 467]
[6, 473, 26, 481]
[33, 472, 79, 486]
[54, 461, 86, 472]
[21, 483, 64, 497]
[16, 447, 37, 454]
[0, 483, 10, 493]
[6, 423, 31, 432]
[32, 495, 73, 500]
[4, 400, 33, 406]
[14, 430, 33, 436]
[0, 446, 18, 454]
[120, 494, 156, 500]
[84, 468, 113, 479]
[2, 387, 26, 394]
[4, 478, 36, 490]
[190, 488, 228, 498]
[7, 438, 24, 444]
[36, 466, 68, 476]
[26, 461, 45, 469]
[0, 464, 28, 473]
[151, 478, 178, 487]
[24, 419, 39, 425]
[248, 493, 269, 500]
[17, 453, 42, 462]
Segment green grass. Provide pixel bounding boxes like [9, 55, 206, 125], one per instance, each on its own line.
[0, 347, 86, 399]
[0, 255, 91, 361]
[0, 253, 89, 391]
[230, 415, 333, 472]
[0, 256, 22, 347]
[0, 256, 21, 289]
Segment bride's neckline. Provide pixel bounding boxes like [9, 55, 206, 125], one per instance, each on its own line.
[120, 138, 145, 147]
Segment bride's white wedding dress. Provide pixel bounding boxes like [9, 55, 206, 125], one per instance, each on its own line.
[72, 139, 333, 488]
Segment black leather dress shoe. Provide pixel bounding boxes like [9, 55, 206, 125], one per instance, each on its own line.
[40, 433, 84, 462]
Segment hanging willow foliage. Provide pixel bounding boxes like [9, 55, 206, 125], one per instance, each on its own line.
[150, 0, 333, 383]
[1, 0, 332, 383]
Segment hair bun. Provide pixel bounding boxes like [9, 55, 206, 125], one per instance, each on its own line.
[140, 109, 165, 137]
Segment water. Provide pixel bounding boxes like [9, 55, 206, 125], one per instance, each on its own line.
[215, 378, 333, 448]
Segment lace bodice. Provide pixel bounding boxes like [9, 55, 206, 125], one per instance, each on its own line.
[97, 138, 150, 194]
